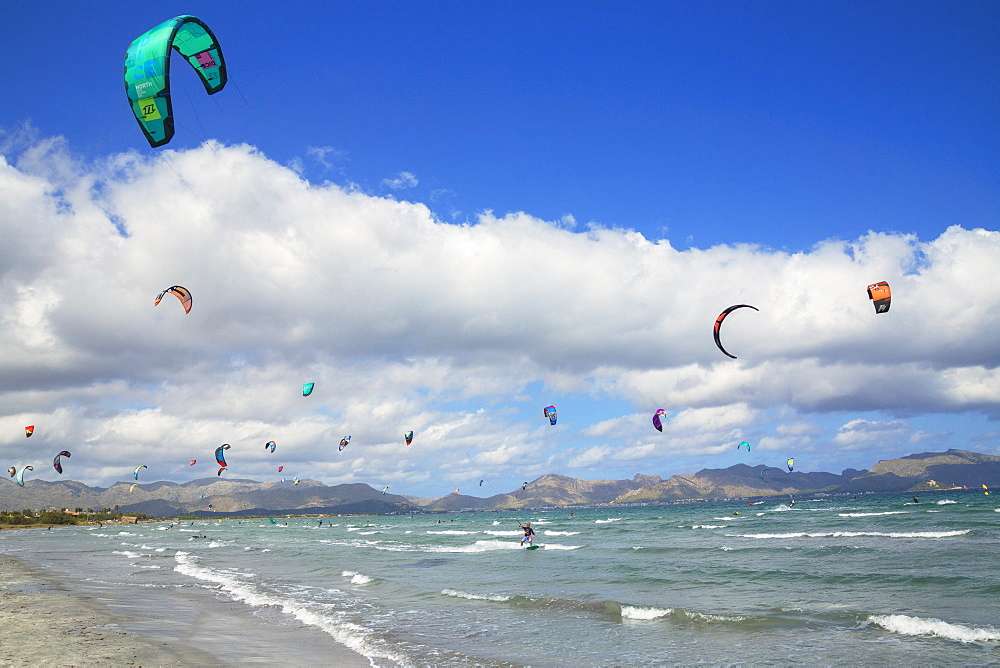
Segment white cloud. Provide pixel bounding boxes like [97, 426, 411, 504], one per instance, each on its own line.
[832, 419, 910, 451]
[382, 171, 418, 190]
[1, 138, 998, 494]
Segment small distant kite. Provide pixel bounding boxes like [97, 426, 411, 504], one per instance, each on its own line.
[713, 304, 759, 359]
[404, 431, 414, 446]
[52, 451, 71, 474]
[215, 444, 230, 467]
[454, 488, 460, 494]
[760, 468, 774, 482]
[339, 436, 351, 452]
[7, 467, 16, 477]
[867, 281, 891, 314]
[652, 409, 666, 432]
[16, 466, 33, 487]
[521, 482, 528, 491]
[544, 406, 557, 425]
[218, 467, 226, 476]
[786, 458, 795, 472]
[130, 483, 139, 493]
[293, 478, 300, 485]
[154, 286, 193, 313]
[265, 440, 276, 453]
[189, 459, 197, 466]
[479, 480, 484, 486]
[24, 425, 34, 438]
[278, 466, 283, 472]
[382, 486, 389, 495]
[302, 382, 315, 396]
[134, 464, 147, 480]
[737, 442, 751, 452]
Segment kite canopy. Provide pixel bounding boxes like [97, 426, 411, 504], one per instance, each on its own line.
[544, 406, 558, 425]
[404, 431, 413, 446]
[24, 425, 34, 438]
[265, 440, 276, 453]
[867, 281, 891, 313]
[7, 467, 16, 478]
[124, 16, 227, 147]
[737, 442, 751, 452]
[133, 464, 147, 480]
[339, 436, 351, 451]
[16, 466, 33, 487]
[189, 459, 197, 466]
[215, 444, 230, 467]
[154, 286, 193, 313]
[130, 483, 139, 493]
[652, 409, 666, 432]
[713, 304, 758, 359]
[760, 467, 774, 482]
[787, 458, 795, 472]
[52, 451, 71, 474]
[302, 382, 315, 396]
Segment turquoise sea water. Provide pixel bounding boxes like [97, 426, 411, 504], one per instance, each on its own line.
[2, 491, 999, 665]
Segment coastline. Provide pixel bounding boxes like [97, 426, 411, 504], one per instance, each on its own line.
[0, 551, 226, 666]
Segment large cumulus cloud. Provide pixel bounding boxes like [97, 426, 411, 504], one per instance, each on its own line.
[1, 137, 997, 493]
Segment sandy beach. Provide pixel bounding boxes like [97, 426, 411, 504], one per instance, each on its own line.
[0, 551, 226, 666]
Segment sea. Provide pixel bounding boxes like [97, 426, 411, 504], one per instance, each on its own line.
[2, 491, 999, 666]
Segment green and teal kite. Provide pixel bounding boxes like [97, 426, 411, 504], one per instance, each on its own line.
[124, 16, 227, 147]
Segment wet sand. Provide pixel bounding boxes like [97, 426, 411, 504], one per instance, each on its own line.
[0, 552, 227, 666]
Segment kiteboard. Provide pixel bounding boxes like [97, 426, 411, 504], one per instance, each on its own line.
[523, 545, 540, 550]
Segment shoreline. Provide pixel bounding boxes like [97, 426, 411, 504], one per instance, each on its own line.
[0, 551, 226, 666]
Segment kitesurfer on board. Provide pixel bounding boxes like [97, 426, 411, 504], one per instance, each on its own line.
[518, 522, 536, 546]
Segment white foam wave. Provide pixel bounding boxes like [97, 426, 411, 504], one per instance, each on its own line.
[869, 614, 1000, 643]
[427, 540, 524, 553]
[936, 499, 957, 505]
[735, 530, 970, 539]
[426, 530, 478, 535]
[483, 530, 521, 537]
[543, 530, 580, 536]
[692, 524, 726, 529]
[174, 553, 402, 664]
[112, 550, 142, 559]
[621, 605, 672, 620]
[838, 511, 907, 517]
[539, 544, 581, 550]
[441, 588, 511, 602]
[595, 518, 623, 524]
[684, 611, 747, 622]
[341, 570, 372, 585]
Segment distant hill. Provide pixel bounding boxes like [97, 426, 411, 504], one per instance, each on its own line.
[0, 477, 420, 516]
[2, 450, 996, 515]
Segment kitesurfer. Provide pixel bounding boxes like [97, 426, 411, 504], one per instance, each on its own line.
[913, 497, 919, 503]
[518, 522, 535, 546]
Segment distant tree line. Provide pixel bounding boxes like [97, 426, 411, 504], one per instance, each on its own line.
[0, 508, 149, 525]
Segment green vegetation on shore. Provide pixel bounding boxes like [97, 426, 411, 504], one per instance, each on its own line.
[0, 508, 149, 528]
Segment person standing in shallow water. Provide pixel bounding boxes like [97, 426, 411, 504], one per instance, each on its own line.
[518, 521, 535, 546]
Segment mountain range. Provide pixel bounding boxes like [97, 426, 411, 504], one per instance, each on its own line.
[2, 449, 997, 516]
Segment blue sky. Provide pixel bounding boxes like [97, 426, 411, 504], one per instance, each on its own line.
[1, 1, 998, 498]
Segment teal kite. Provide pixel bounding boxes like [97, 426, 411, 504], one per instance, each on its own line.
[124, 16, 227, 147]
